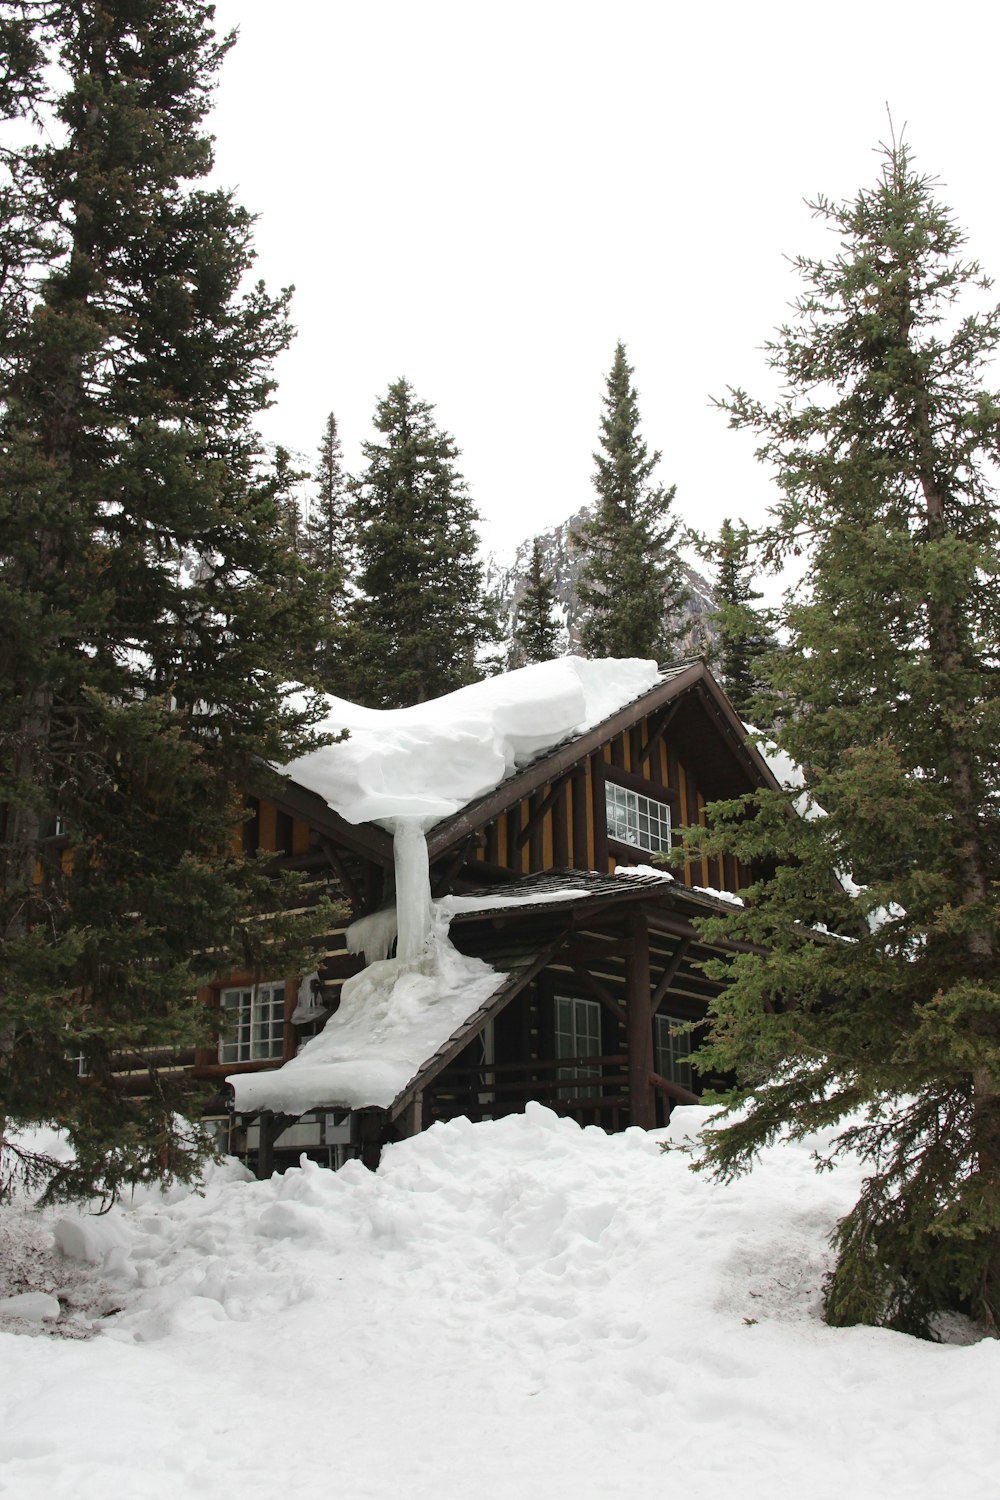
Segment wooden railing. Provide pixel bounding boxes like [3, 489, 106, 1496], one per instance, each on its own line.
[427, 1055, 701, 1132]
[427, 1053, 632, 1131]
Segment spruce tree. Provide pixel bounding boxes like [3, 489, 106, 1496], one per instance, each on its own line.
[577, 342, 689, 660]
[709, 518, 778, 722]
[349, 378, 498, 707]
[300, 411, 351, 694]
[681, 139, 1000, 1334]
[510, 539, 560, 666]
[0, 1, 327, 1202]
[304, 411, 350, 578]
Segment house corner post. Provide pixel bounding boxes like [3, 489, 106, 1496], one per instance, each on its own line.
[625, 910, 655, 1129]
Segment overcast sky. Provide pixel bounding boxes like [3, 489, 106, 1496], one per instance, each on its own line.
[207, 0, 1000, 569]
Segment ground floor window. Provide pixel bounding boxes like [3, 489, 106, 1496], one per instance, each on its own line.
[605, 782, 672, 853]
[555, 995, 602, 1100]
[654, 1013, 693, 1091]
[219, 982, 286, 1064]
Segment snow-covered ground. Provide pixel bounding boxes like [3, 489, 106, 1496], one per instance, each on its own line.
[1, 1108, 997, 1500]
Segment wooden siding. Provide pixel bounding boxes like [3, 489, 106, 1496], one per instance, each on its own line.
[468, 712, 750, 893]
[242, 797, 312, 859]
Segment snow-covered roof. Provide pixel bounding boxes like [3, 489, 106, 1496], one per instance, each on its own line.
[283, 657, 663, 830]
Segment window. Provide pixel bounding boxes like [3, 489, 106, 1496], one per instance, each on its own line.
[605, 782, 671, 853]
[654, 1013, 693, 1091]
[554, 995, 602, 1100]
[219, 982, 286, 1064]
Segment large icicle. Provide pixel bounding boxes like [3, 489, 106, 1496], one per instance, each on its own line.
[390, 818, 432, 962]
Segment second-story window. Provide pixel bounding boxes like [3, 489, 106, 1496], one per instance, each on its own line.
[605, 782, 672, 853]
[219, 982, 286, 1064]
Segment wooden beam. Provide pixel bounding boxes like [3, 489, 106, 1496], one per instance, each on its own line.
[591, 753, 609, 873]
[431, 835, 479, 897]
[515, 773, 572, 849]
[397, 1091, 424, 1138]
[528, 791, 545, 871]
[572, 766, 589, 869]
[651, 937, 692, 1016]
[625, 910, 655, 1129]
[319, 837, 361, 911]
[270, 778, 394, 865]
[570, 964, 627, 1027]
[649, 1072, 699, 1107]
[563, 937, 634, 964]
[552, 774, 570, 867]
[637, 703, 680, 774]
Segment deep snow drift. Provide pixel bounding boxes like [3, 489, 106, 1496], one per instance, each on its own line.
[1, 1109, 997, 1500]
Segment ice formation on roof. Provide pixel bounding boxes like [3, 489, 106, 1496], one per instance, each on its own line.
[230, 902, 506, 1113]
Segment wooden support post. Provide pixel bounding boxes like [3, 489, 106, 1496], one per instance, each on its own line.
[572, 767, 589, 869]
[398, 1091, 424, 1139]
[591, 753, 609, 873]
[256, 1110, 277, 1179]
[354, 1108, 386, 1171]
[625, 911, 655, 1130]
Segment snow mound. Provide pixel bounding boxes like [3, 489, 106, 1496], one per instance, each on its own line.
[2, 1110, 998, 1499]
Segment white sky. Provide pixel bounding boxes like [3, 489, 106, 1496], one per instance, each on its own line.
[207, 0, 1000, 564]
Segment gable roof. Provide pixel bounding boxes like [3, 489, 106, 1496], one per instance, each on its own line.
[272, 658, 780, 866]
[425, 658, 780, 860]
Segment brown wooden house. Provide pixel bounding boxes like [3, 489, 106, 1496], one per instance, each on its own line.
[196, 660, 781, 1171]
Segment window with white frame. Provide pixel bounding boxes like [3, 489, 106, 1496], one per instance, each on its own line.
[654, 1013, 693, 1091]
[605, 782, 671, 853]
[219, 982, 286, 1064]
[554, 995, 602, 1100]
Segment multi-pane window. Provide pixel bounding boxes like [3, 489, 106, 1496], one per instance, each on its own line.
[654, 1013, 693, 1091]
[605, 782, 671, 854]
[219, 982, 286, 1064]
[554, 995, 602, 1100]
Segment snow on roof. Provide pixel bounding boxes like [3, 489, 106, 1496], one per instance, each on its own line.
[284, 656, 662, 828]
[231, 903, 507, 1114]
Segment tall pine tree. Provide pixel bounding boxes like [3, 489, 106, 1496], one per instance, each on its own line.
[577, 342, 688, 659]
[0, 0, 327, 1202]
[681, 139, 1000, 1334]
[709, 518, 777, 723]
[300, 410, 351, 693]
[349, 379, 498, 707]
[510, 540, 560, 666]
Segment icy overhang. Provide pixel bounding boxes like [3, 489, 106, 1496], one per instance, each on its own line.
[281, 656, 662, 828]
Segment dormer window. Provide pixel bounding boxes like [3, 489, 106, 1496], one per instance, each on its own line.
[605, 782, 671, 854]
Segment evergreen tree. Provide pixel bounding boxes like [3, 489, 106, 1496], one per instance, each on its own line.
[709, 518, 778, 722]
[0, 0, 327, 1202]
[510, 540, 560, 666]
[300, 411, 351, 693]
[349, 378, 498, 707]
[274, 444, 307, 553]
[577, 342, 689, 659]
[681, 139, 1000, 1334]
[304, 411, 350, 577]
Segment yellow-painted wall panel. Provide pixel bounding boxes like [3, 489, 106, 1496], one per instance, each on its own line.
[258, 800, 277, 853]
